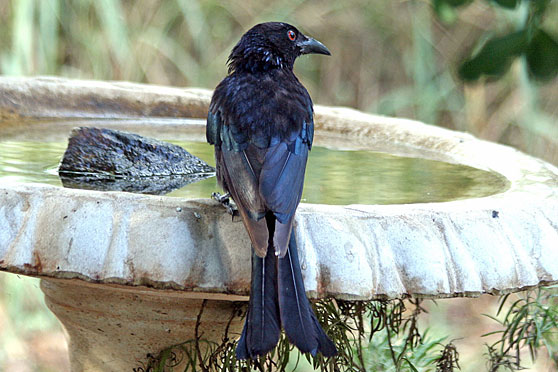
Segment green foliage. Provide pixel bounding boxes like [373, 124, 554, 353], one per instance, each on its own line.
[459, 30, 528, 81]
[526, 29, 558, 80]
[138, 288, 558, 372]
[432, 0, 473, 24]
[433, 0, 558, 82]
[136, 299, 459, 372]
[0, 0, 243, 86]
[490, 0, 520, 9]
[374, 2, 465, 128]
[483, 287, 558, 371]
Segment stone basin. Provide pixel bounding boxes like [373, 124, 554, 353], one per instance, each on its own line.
[1, 77, 557, 371]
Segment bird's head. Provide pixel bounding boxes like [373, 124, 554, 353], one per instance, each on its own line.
[227, 22, 330, 73]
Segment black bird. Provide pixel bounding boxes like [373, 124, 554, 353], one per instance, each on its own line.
[206, 22, 336, 359]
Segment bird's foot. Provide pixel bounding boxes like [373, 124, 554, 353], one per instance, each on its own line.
[212, 192, 239, 218]
[212, 191, 231, 204]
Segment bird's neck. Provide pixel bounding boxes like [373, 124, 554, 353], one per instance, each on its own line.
[228, 48, 295, 74]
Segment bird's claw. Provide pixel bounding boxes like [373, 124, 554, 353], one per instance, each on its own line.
[212, 192, 239, 218]
[212, 191, 229, 204]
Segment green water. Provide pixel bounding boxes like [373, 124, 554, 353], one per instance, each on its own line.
[0, 139, 509, 205]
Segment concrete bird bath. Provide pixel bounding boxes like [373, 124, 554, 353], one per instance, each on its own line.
[0, 77, 557, 371]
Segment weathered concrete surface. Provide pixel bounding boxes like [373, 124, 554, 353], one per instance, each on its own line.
[0, 76, 557, 301]
[41, 279, 244, 372]
[0, 76, 210, 120]
[1, 181, 557, 300]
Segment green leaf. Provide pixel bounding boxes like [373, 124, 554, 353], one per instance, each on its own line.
[497, 293, 511, 316]
[401, 357, 420, 372]
[459, 30, 528, 81]
[432, 0, 473, 24]
[443, 0, 473, 6]
[434, 1, 458, 24]
[489, 0, 520, 9]
[526, 30, 558, 80]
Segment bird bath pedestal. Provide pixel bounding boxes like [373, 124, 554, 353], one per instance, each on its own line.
[0, 77, 557, 371]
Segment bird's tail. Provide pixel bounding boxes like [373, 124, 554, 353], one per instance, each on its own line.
[235, 240, 281, 359]
[236, 216, 337, 359]
[278, 232, 337, 357]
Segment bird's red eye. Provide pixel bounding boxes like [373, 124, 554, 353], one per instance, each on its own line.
[287, 30, 296, 41]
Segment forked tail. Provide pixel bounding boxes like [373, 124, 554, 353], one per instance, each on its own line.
[236, 244, 281, 359]
[278, 232, 337, 357]
[236, 216, 337, 359]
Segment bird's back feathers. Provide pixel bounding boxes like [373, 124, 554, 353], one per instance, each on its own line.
[208, 69, 313, 256]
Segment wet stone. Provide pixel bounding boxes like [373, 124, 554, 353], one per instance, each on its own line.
[58, 127, 215, 195]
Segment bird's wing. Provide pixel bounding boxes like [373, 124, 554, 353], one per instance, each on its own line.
[259, 117, 313, 222]
[208, 75, 314, 258]
[206, 110, 222, 147]
[259, 123, 310, 257]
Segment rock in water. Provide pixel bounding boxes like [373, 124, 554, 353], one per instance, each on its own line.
[58, 127, 215, 195]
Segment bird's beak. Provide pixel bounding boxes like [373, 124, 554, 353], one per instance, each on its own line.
[298, 37, 331, 56]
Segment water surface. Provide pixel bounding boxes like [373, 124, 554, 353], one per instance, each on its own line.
[0, 137, 510, 205]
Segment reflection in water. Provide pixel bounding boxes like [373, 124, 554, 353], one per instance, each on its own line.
[0, 140, 510, 205]
[59, 173, 212, 195]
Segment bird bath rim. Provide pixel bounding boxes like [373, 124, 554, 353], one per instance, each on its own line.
[0, 76, 557, 301]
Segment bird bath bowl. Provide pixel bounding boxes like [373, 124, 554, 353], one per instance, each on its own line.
[1, 77, 557, 371]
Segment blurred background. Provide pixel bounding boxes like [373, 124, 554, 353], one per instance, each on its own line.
[0, 0, 557, 371]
